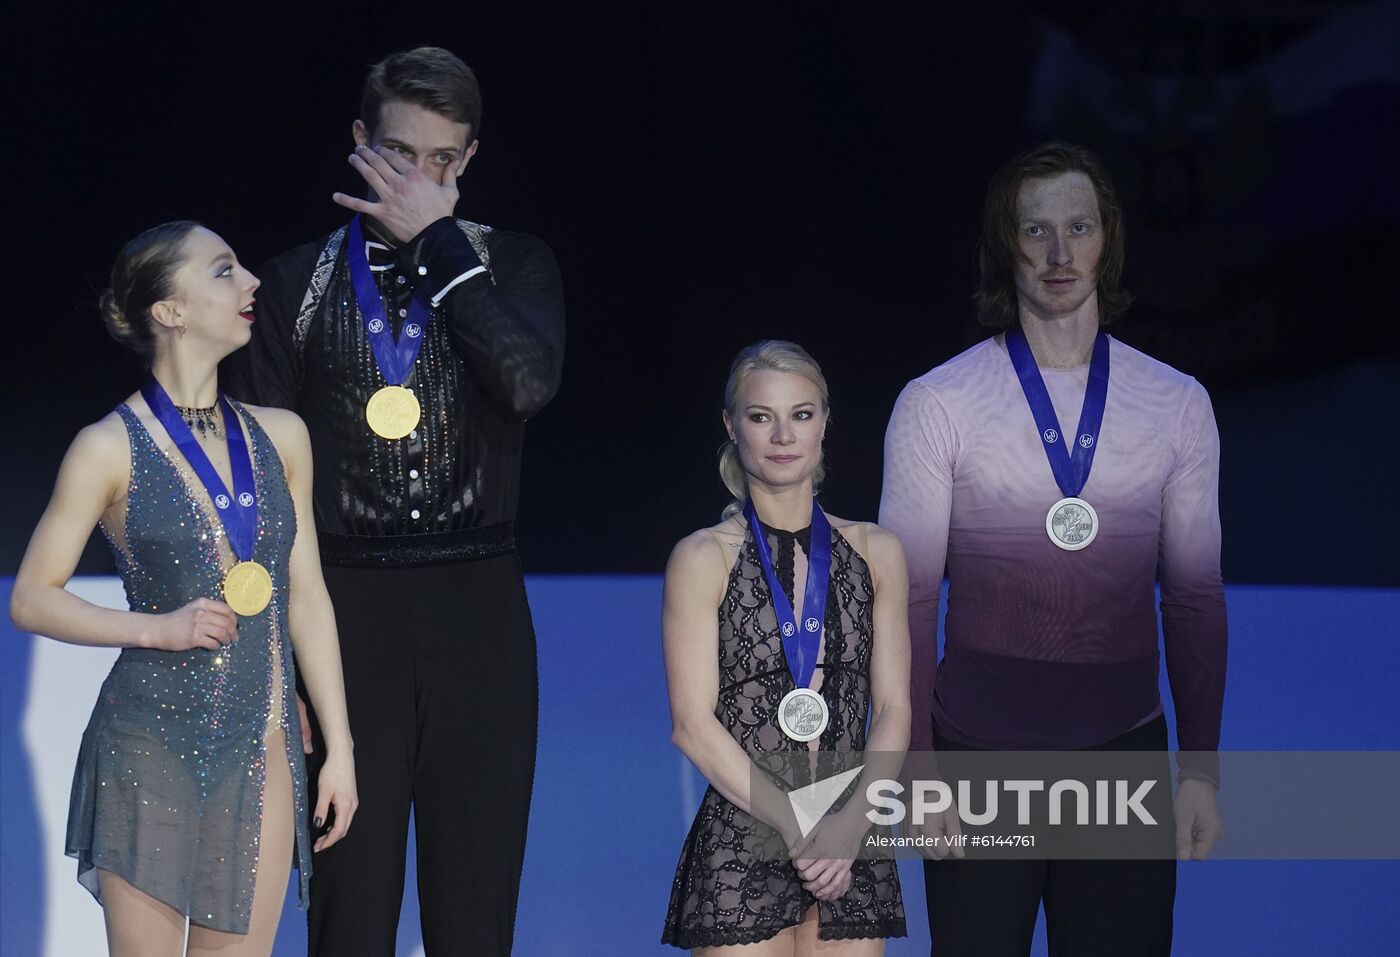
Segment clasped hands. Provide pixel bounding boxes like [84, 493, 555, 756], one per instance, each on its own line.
[784, 806, 875, 903]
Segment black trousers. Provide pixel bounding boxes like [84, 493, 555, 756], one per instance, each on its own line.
[302, 553, 539, 956]
[924, 716, 1177, 957]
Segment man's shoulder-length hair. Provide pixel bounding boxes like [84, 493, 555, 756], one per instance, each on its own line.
[974, 141, 1132, 329]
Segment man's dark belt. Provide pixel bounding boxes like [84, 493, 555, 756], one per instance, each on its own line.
[318, 522, 516, 568]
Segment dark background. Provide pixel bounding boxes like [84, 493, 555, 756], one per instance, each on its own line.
[5, 1, 1398, 583]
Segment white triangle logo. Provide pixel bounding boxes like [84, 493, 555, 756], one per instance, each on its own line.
[787, 764, 865, 838]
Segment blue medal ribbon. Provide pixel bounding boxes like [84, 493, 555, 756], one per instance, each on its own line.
[346, 215, 430, 385]
[1005, 326, 1110, 499]
[744, 500, 832, 690]
[140, 379, 258, 562]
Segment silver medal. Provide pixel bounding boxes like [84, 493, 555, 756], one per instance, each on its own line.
[778, 687, 829, 742]
[1046, 496, 1098, 551]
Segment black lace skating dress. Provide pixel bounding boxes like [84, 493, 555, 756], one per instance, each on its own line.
[662, 520, 906, 948]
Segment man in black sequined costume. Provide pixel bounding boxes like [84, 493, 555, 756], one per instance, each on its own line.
[224, 47, 564, 956]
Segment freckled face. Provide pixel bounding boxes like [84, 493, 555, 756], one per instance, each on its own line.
[1012, 171, 1104, 321]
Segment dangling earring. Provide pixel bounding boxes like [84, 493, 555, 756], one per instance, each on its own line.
[175, 324, 187, 338]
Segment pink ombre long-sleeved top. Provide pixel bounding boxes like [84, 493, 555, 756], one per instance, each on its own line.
[879, 333, 1226, 780]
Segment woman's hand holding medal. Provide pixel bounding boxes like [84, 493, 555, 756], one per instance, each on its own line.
[144, 597, 238, 652]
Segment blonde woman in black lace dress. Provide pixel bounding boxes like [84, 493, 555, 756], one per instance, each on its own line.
[662, 341, 911, 954]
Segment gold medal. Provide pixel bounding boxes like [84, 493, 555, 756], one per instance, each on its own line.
[365, 385, 421, 440]
[223, 560, 273, 617]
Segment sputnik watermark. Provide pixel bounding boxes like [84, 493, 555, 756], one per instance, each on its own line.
[865, 833, 1038, 850]
[749, 750, 1400, 860]
[788, 770, 1159, 835]
[867, 778, 1158, 827]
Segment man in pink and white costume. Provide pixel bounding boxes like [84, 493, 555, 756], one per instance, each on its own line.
[880, 142, 1226, 956]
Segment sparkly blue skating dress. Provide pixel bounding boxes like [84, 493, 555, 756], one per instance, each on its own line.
[65, 402, 311, 934]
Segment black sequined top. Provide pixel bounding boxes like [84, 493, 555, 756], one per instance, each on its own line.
[223, 217, 565, 565]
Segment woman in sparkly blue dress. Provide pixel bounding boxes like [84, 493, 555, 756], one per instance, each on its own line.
[10, 222, 358, 956]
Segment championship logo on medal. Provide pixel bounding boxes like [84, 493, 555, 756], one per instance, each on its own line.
[778, 687, 828, 743]
[744, 501, 834, 742]
[1046, 497, 1098, 551]
[1007, 328, 1111, 553]
[347, 216, 430, 440]
[140, 380, 272, 617]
